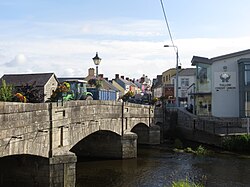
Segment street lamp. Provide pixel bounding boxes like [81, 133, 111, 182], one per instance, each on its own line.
[92, 52, 102, 77]
[164, 44, 179, 107]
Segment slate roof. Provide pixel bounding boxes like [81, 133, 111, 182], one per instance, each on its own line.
[152, 75, 162, 89]
[114, 78, 132, 89]
[178, 68, 196, 76]
[1, 73, 56, 87]
[211, 49, 250, 61]
[101, 79, 119, 91]
[191, 56, 211, 66]
[191, 49, 250, 66]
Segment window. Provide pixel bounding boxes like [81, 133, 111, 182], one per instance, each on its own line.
[181, 78, 189, 87]
[196, 63, 211, 92]
[245, 64, 250, 85]
[245, 91, 250, 117]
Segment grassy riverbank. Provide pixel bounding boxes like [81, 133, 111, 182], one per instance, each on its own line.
[172, 179, 204, 187]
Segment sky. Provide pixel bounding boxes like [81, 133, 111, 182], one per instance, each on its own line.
[1, 0, 250, 80]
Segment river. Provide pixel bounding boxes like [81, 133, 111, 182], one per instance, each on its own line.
[76, 145, 250, 187]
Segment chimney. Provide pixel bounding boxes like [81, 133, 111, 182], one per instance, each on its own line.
[115, 74, 119, 79]
[88, 68, 95, 76]
[121, 76, 124, 79]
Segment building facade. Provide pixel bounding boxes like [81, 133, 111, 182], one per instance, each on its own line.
[191, 49, 250, 117]
[1, 73, 58, 102]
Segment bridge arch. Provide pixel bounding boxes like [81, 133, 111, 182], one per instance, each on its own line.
[0, 100, 161, 187]
[70, 130, 123, 159]
[131, 123, 149, 144]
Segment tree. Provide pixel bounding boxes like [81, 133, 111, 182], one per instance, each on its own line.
[14, 81, 45, 103]
[0, 79, 13, 102]
[88, 78, 103, 89]
[49, 82, 70, 101]
[121, 91, 134, 101]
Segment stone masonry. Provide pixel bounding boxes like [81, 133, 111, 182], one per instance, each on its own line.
[0, 100, 160, 187]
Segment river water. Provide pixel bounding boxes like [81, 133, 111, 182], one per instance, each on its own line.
[76, 145, 250, 187]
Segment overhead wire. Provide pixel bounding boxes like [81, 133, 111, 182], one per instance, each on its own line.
[160, 0, 175, 47]
[160, 0, 181, 66]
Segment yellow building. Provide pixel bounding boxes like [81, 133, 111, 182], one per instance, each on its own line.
[162, 68, 176, 85]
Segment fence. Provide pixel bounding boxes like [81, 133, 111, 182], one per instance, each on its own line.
[177, 108, 248, 135]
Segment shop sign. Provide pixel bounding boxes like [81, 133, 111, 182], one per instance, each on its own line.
[214, 71, 236, 90]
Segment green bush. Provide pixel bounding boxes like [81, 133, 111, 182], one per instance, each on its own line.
[222, 134, 250, 152]
[0, 79, 13, 102]
[196, 145, 209, 155]
[184, 145, 209, 155]
[172, 179, 203, 187]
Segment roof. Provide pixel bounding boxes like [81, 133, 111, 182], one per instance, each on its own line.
[1, 73, 56, 87]
[191, 49, 250, 66]
[102, 79, 119, 91]
[162, 68, 176, 74]
[115, 78, 132, 88]
[211, 49, 250, 61]
[178, 68, 196, 76]
[191, 56, 211, 66]
[58, 77, 85, 83]
[152, 75, 162, 89]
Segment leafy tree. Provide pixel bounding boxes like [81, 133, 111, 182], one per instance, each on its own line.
[49, 82, 70, 101]
[121, 91, 134, 101]
[14, 81, 44, 103]
[0, 79, 13, 102]
[88, 78, 103, 89]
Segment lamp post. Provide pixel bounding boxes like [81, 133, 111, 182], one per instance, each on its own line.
[92, 52, 102, 78]
[164, 45, 179, 107]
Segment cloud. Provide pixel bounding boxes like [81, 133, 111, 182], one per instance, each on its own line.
[0, 18, 250, 80]
[1, 36, 250, 79]
[79, 20, 164, 38]
[4, 53, 28, 67]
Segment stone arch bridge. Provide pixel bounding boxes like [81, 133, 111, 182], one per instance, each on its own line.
[0, 100, 161, 187]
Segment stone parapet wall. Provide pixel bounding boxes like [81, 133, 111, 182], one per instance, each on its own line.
[0, 102, 50, 158]
[0, 100, 155, 158]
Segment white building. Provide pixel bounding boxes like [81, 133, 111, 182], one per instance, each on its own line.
[191, 49, 250, 117]
[171, 68, 196, 107]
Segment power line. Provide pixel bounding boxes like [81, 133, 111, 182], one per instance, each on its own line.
[160, 0, 182, 65]
[160, 0, 176, 51]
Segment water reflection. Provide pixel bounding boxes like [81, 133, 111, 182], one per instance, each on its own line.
[76, 145, 250, 187]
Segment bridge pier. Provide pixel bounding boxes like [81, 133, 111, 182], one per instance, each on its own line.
[148, 125, 161, 145]
[122, 132, 138, 158]
[49, 152, 77, 187]
[132, 124, 161, 145]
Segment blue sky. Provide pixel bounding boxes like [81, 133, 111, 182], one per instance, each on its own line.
[1, 0, 250, 79]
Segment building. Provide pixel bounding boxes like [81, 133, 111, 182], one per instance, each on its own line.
[139, 74, 152, 94]
[191, 49, 250, 117]
[98, 74, 120, 100]
[1, 73, 58, 102]
[85, 68, 96, 81]
[112, 74, 131, 96]
[177, 68, 196, 107]
[162, 68, 176, 85]
[152, 75, 163, 98]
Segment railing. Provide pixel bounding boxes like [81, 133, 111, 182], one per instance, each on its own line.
[177, 108, 248, 135]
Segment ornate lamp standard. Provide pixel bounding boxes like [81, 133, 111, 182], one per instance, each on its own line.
[164, 45, 179, 107]
[92, 52, 102, 78]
